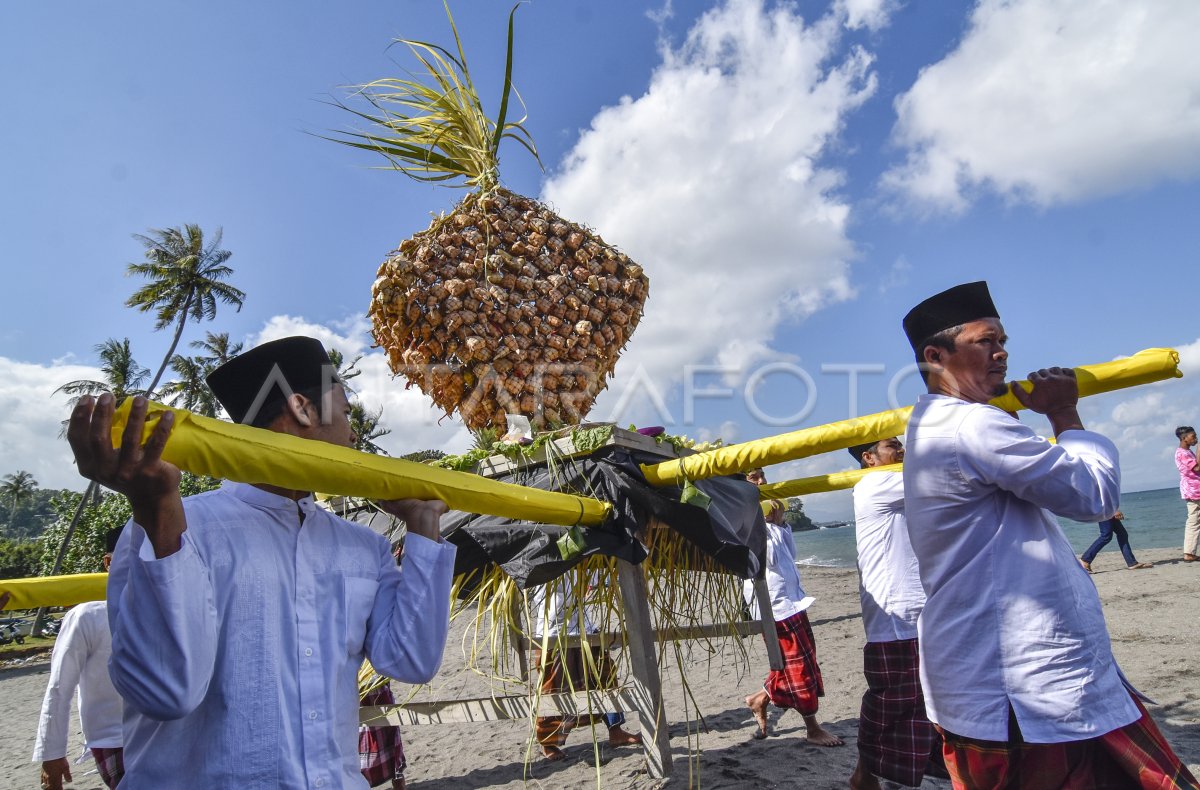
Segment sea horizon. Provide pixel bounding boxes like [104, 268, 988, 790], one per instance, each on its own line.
[795, 485, 1186, 568]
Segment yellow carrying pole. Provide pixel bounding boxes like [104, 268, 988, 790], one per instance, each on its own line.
[111, 401, 613, 528]
[759, 463, 902, 500]
[641, 347, 1182, 487]
[0, 573, 107, 610]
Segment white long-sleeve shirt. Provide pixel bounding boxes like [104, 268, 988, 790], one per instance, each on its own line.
[32, 600, 122, 761]
[904, 395, 1136, 743]
[853, 471, 924, 643]
[106, 482, 456, 789]
[743, 522, 813, 621]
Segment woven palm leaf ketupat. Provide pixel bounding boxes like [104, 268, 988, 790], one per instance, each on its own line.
[370, 188, 647, 429]
[328, 4, 648, 430]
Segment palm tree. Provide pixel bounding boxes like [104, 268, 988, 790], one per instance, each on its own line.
[55, 338, 150, 408]
[191, 331, 243, 368]
[125, 225, 247, 394]
[328, 347, 363, 394]
[1, 471, 37, 519]
[158, 354, 222, 417]
[158, 332, 244, 420]
[350, 402, 391, 455]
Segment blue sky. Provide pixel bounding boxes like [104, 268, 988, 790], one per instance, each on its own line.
[2, 0, 1198, 521]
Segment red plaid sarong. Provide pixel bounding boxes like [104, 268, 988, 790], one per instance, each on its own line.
[763, 610, 823, 716]
[359, 683, 406, 787]
[89, 747, 124, 789]
[858, 638, 947, 787]
[941, 696, 1199, 789]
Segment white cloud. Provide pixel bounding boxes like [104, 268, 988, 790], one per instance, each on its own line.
[249, 315, 472, 458]
[0, 316, 474, 496]
[877, 255, 911, 294]
[0, 356, 101, 491]
[837, 0, 897, 31]
[883, 0, 1200, 212]
[543, 0, 879, 426]
[1078, 337, 1200, 494]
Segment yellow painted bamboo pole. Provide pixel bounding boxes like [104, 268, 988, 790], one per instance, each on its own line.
[758, 463, 901, 500]
[0, 573, 107, 610]
[111, 401, 613, 528]
[642, 347, 1182, 487]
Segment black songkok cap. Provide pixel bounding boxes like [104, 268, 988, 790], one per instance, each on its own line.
[847, 442, 877, 465]
[205, 336, 335, 424]
[105, 525, 124, 553]
[902, 281, 999, 352]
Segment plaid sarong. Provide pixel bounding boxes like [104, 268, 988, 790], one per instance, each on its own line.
[89, 747, 124, 790]
[858, 638, 947, 787]
[359, 683, 406, 787]
[941, 696, 1199, 789]
[763, 610, 823, 716]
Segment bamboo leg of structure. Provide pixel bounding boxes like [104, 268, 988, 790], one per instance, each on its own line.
[616, 559, 672, 780]
[752, 579, 784, 671]
[508, 594, 529, 681]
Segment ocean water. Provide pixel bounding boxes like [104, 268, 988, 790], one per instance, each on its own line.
[794, 486, 1189, 569]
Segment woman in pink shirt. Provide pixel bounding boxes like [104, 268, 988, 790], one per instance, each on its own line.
[1176, 426, 1200, 561]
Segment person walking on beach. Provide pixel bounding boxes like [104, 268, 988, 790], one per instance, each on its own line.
[69, 336, 457, 789]
[1079, 510, 1152, 572]
[1176, 426, 1200, 562]
[744, 468, 843, 747]
[31, 528, 125, 790]
[528, 573, 642, 761]
[847, 439, 946, 790]
[901, 281, 1197, 788]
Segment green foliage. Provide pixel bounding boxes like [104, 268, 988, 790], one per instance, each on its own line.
[325, 2, 539, 191]
[0, 538, 42, 579]
[350, 401, 392, 455]
[0, 483, 67, 540]
[399, 449, 447, 463]
[781, 498, 816, 532]
[37, 473, 221, 575]
[569, 424, 613, 455]
[126, 223, 246, 395]
[54, 338, 149, 407]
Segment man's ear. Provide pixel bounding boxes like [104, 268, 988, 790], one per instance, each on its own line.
[922, 345, 943, 368]
[286, 393, 315, 427]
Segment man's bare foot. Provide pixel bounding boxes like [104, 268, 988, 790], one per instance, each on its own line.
[608, 726, 643, 747]
[803, 714, 844, 747]
[391, 777, 406, 790]
[1079, 558, 1092, 573]
[746, 691, 770, 739]
[850, 759, 881, 790]
[541, 744, 567, 762]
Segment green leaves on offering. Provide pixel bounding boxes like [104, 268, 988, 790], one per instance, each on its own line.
[569, 424, 613, 456]
[680, 479, 711, 511]
[324, 1, 540, 191]
[555, 525, 585, 560]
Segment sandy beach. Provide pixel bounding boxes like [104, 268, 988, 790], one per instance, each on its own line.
[2, 546, 1197, 789]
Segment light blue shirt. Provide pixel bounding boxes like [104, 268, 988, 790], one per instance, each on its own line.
[904, 395, 1137, 743]
[106, 482, 456, 789]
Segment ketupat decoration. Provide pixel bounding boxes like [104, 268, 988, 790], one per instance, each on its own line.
[327, 4, 648, 430]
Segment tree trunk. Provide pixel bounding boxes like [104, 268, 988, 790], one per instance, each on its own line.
[146, 292, 194, 396]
